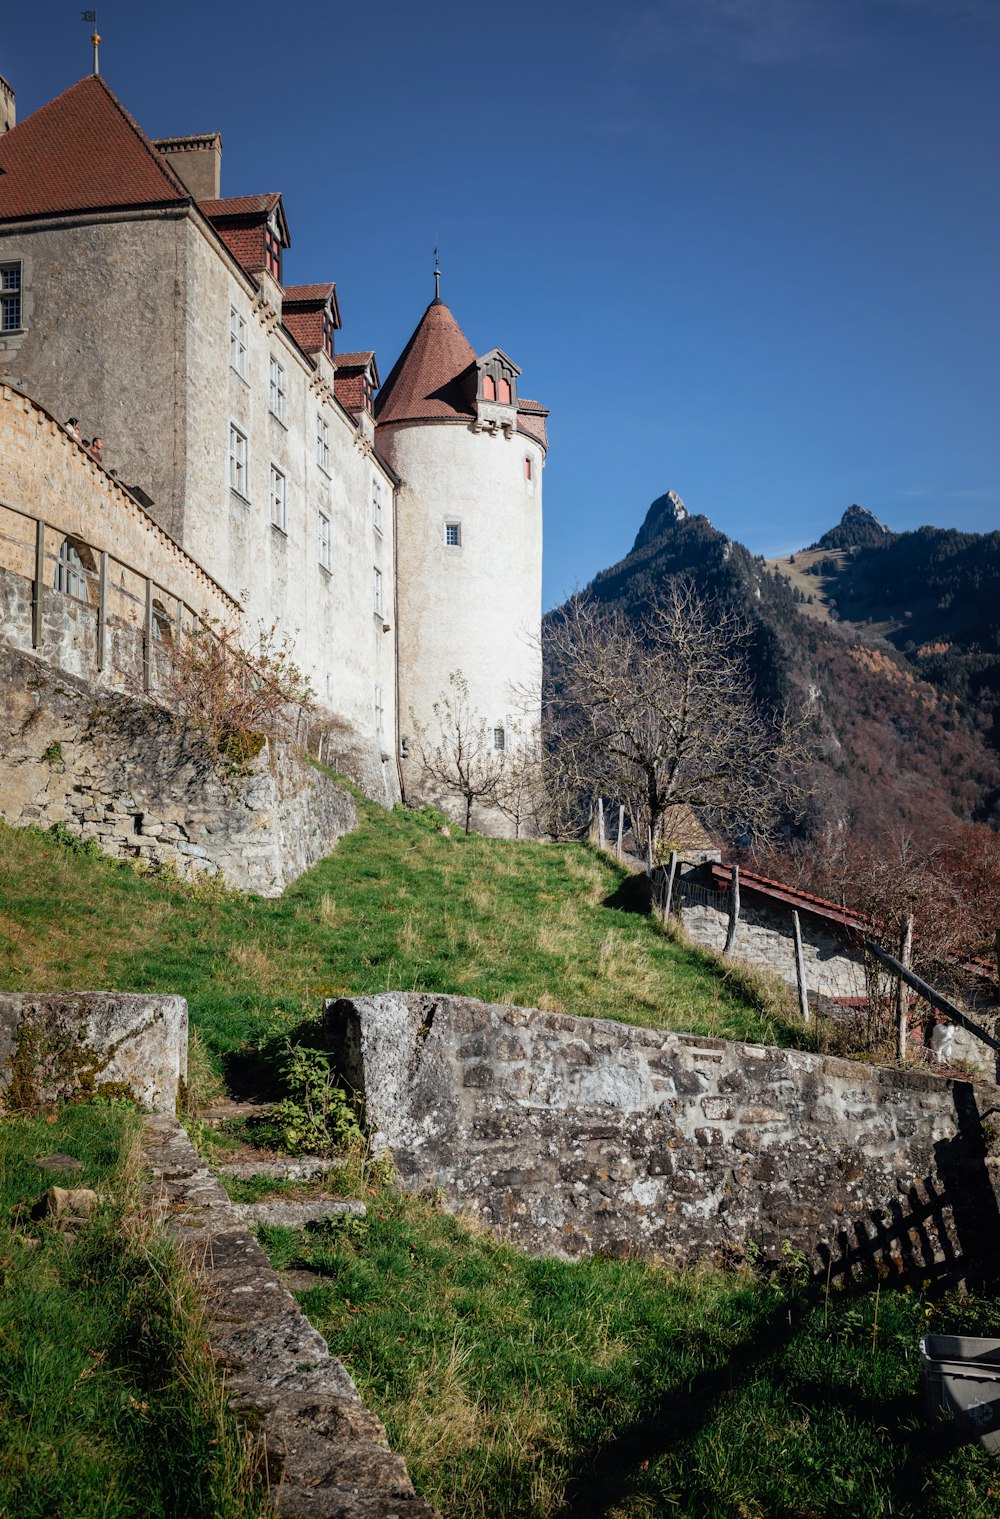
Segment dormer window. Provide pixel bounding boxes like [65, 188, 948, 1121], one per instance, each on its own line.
[265, 216, 282, 283]
[477, 348, 520, 407]
[322, 311, 336, 360]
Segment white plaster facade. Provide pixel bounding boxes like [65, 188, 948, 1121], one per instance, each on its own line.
[381, 420, 543, 777]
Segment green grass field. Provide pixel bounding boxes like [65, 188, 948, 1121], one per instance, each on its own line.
[0, 1105, 266, 1519]
[0, 796, 809, 1067]
[237, 1167, 1000, 1519]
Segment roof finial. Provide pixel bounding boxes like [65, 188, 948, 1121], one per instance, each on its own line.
[82, 11, 100, 74]
[433, 247, 441, 303]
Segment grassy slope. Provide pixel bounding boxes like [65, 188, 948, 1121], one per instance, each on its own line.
[241, 1171, 1000, 1519]
[0, 797, 807, 1062]
[0, 1106, 266, 1519]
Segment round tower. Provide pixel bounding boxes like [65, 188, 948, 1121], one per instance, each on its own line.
[376, 286, 547, 834]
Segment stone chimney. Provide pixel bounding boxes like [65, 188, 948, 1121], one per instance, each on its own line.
[0, 76, 15, 134]
[152, 133, 222, 199]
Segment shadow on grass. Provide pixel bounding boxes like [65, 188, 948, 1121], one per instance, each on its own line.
[221, 1016, 328, 1102]
[557, 1081, 1000, 1518]
[601, 872, 652, 915]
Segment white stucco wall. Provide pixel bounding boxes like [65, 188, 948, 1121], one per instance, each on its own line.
[379, 418, 543, 823]
[178, 217, 397, 774]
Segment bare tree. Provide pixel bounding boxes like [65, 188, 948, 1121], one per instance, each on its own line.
[414, 671, 508, 835]
[544, 579, 806, 849]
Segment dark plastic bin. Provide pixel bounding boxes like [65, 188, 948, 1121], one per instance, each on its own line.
[920, 1335, 1000, 1451]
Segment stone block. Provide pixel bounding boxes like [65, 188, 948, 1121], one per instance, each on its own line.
[0, 992, 187, 1111]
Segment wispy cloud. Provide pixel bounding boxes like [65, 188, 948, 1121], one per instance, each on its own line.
[892, 486, 999, 501]
[615, 0, 999, 70]
[617, 0, 854, 68]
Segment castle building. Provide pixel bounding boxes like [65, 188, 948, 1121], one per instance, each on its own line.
[0, 70, 546, 827]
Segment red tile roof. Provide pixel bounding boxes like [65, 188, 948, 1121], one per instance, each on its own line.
[334, 351, 375, 369]
[198, 194, 281, 219]
[283, 283, 336, 304]
[375, 299, 478, 426]
[702, 862, 875, 933]
[0, 75, 190, 223]
[516, 397, 549, 415]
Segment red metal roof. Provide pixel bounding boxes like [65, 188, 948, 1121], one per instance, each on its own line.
[375, 299, 478, 426]
[0, 74, 190, 223]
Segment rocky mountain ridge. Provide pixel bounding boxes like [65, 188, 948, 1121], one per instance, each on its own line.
[548, 496, 1000, 843]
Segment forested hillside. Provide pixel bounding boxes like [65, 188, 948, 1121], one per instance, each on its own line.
[548, 494, 1000, 845]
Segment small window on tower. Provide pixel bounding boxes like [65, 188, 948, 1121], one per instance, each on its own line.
[492, 725, 506, 753]
[482, 374, 496, 402]
[444, 521, 462, 548]
[524, 457, 533, 481]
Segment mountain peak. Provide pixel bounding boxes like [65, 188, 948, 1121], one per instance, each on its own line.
[811, 504, 891, 551]
[631, 490, 690, 552]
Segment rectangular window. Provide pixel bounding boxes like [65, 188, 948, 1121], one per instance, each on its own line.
[373, 566, 383, 617]
[269, 465, 287, 531]
[524, 456, 533, 481]
[492, 725, 506, 752]
[229, 424, 248, 497]
[1, 262, 22, 332]
[374, 682, 384, 736]
[265, 223, 282, 283]
[444, 521, 462, 547]
[317, 414, 330, 472]
[269, 356, 287, 423]
[318, 507, 332, 569]
[229, 306, 247, 378]
[372, 478, 383, 532]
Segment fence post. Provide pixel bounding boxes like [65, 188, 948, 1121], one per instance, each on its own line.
[32, 518, 45, 649]
[597, 796, 605, 850]
[646, 830, 654, 873]
[792, 909, 810, 1022]
[723, 864, 740, 956]
[143, 576, 153, 694]
[664, 849, 678, 922]
[97, 551, 108, 671]
[897, 913, 914, 1063]
[616, 804, 624, 859]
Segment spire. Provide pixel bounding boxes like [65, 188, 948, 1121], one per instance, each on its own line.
[375, 297, 478, 427]
[82, 10, 100, 75]
[433, 247, 441, 304]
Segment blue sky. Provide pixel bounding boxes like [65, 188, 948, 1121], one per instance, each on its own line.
[4, 0, 998, 607]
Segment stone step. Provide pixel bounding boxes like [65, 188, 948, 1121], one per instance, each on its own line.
[217, 1156, 334, 1181]
[233, 1199, 365, 1229]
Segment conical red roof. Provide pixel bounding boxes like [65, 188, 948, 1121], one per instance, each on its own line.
[375, 299, 478, 426]
[0, 75, 190, 223]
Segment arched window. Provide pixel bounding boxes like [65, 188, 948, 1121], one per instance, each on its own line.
[498, 378, 511, 405]
[482, 374, 496, 401]
[54, 538, 91, 603]
[152, 598, 173, 643]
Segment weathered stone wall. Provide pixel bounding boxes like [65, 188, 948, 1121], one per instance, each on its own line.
[673, 871, 867, 1002]
[0, 643, 355, 894]
[0, 993, 186, 1112]
[326, 993, 1000, 1286]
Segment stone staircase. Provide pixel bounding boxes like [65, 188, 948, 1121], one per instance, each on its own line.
[143, 1114, 439, 1519]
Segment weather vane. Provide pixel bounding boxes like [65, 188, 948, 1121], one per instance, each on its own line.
[81, 11, 100, 76]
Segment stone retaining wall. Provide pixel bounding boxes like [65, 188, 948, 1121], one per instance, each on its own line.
[326, 992, 1000, 1285]
[0, 642, 355, 894]
[0, 992, 186, 1112]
